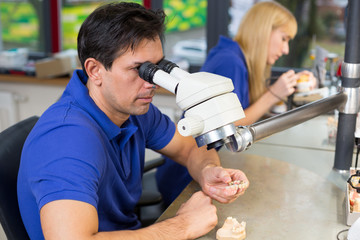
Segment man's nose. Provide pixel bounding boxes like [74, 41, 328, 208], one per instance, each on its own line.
[143, 80, 156, 89]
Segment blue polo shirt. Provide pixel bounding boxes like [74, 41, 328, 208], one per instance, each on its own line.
[201, 35, 249, 109]
[17, 70, 176, 239]
[156, 36, 250, 206]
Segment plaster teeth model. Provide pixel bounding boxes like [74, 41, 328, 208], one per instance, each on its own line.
[227, 180, 249, 190]
[296, 74, 311, 92]
[216, 216, 246, 240]
[349, 189, 360, 212]
[348, 174, 360, 212]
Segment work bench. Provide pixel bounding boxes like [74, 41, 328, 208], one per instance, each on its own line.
[158, 115, 353, 239]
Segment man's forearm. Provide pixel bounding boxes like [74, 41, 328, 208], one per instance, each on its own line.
[92, 216, 190, 240]
[186, 146, 221, 184]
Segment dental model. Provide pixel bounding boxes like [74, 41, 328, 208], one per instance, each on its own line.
[226, 180, 249, 192]
[216, 217, 246, 240]
[349, 189, 360, 212]
[348, 173, 360, 212]
[353, 198, 360, 212]
[296, 74, 311, 92]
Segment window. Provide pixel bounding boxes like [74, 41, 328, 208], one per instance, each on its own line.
[61, 0, 206, 52]
[0, 1, 38, 52]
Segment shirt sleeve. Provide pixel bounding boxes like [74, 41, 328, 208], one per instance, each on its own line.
[25, 120, 106, 210]
[141, 104, 176, 150]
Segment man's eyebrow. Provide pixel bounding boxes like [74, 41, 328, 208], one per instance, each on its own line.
[156, 56, 165, 65]
[134, 56, 165, 66]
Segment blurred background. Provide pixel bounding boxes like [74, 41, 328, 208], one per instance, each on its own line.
[0, 0, 348, 71]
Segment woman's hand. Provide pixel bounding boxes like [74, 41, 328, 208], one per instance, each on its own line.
[296, 70, 317, 90]
[269, 70, 298, 99]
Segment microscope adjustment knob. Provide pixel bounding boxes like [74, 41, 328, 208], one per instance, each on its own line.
[177, 116, 204, 136]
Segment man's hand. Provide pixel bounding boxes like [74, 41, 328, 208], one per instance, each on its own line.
[199, 165, 249, 203]
[175, 191, 218, 239]
[41, 193, 217, 240]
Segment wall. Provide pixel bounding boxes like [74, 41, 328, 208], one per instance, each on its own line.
[0, 82, 65, 122]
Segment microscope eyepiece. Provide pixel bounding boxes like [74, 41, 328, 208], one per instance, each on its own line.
[158, 59, 178, 73]
[138, 61, 160, 84]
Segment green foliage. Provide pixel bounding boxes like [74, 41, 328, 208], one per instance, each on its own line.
[0, 2, 38, 49]
[1, 0, 207, 51]
[274, 0, 319, 68]
[275, 0, 346, 68]
[164, 0, 206, 32]
[322, 11, 338, 30]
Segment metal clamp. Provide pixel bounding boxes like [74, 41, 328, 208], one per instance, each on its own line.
[223, 126, 253, 152]
[338, 87, 360, 114]
[341, 62, 360, 78]
[195, 124, 237, 148]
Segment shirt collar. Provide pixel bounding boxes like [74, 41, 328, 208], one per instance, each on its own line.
[66, 70, 138, 142]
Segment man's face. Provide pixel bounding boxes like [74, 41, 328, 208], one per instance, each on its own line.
[96, 37, 164, 122]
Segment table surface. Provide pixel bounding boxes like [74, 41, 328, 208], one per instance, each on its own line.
[257, 114, 336, 151]
[157, 151, 347, 239]
[246, 114, 354, 190]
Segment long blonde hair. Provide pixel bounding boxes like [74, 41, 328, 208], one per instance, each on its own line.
[234, 1, 297, 103]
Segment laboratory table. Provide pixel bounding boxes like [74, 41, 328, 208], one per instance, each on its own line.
[246, 115, 354, 190]
[256, 114, 336, 151]
[157, 151, 347, 239]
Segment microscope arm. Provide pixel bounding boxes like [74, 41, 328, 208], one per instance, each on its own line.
[139, 60, 350, 154]
[232, 91, 348, 152]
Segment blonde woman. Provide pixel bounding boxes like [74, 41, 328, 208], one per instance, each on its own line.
[156, 1, 316, 206]
[203, 1, 316, 125]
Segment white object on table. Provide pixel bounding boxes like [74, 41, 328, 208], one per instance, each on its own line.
[348, 217, 360, 240]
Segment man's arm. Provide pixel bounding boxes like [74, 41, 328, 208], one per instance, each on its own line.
[158, 129, 221, 185]
[40, 192, 217, 240]
[235, 90, 279, 126]
[158, 129, 249, 203]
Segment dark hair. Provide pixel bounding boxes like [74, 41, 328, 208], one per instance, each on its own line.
[77, 2, 166, 76]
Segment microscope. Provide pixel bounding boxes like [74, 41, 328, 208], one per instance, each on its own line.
[139, 59, 248, 152]
[139, 59, 348, 155]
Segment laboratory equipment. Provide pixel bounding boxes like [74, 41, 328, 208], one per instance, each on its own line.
[139, 0, 359, 171]
[139, 59, 348, 152]
[139, 60, 246, 150]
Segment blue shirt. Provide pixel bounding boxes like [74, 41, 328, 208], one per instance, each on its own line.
[17, 70, 176, 239]
[201, 35, 249, 108]
[156, 36, 250, 206]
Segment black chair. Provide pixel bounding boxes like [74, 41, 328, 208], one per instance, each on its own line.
[0, 115, 165, 238]
[0, 116, 39, 240]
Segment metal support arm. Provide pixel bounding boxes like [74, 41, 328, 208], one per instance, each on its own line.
[231, 92, 347, 152]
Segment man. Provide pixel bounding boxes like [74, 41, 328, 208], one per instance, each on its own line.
[17, 2, 249, 239]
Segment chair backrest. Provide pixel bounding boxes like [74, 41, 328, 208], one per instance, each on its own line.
[0, 116, 39, 240]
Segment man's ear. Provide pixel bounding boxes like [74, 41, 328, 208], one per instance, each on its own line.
[84, 58, 103, 86]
